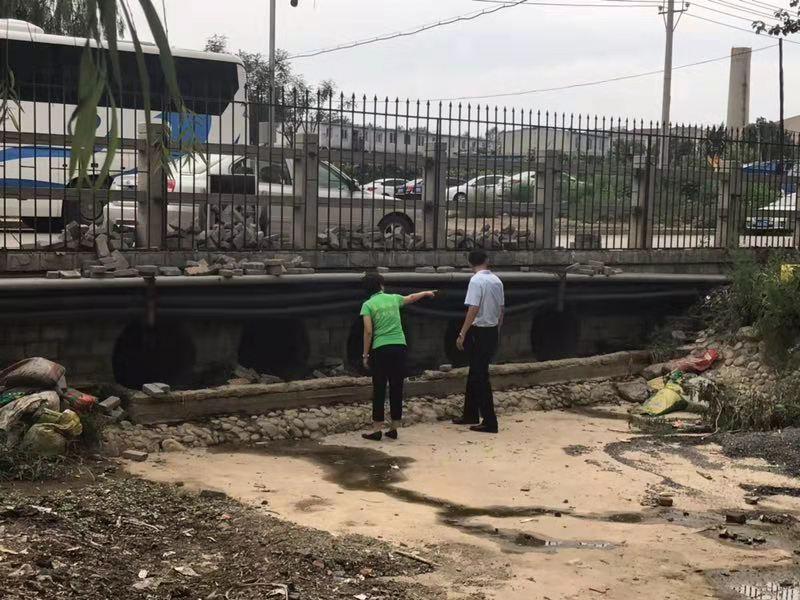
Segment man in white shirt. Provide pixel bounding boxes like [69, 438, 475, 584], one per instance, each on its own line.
[454, 249, 505, 433]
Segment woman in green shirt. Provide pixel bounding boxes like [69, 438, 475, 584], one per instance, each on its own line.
[360, 272, 436, 441]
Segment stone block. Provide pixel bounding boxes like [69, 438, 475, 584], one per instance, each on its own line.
[58, 270, 82, 279]
[142, 382, 171, 397]
[46, 270, 60, 279]
[122, 449, 148, 462]
[137, 265, 159, 277]
[267, 264, 286, 276]
[94, 233, 111, 258]
[112, 268, 139, 278]
[435, 265, 455, 273]
[415, 266, 435, 273]
[285, 267, 314, 274]
[159, 266, 182, 277]
[99, 396, 122, 414]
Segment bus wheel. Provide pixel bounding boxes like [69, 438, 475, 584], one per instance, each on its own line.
[379, 214, 413, 237]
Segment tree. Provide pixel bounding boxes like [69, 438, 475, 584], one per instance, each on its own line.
[753, 0, 800, 35]
[204, 33, 343, 146]
[0, 0, 125, 37]
[742, 117, 795, 162]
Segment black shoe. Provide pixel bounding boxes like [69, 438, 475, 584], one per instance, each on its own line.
[452, 417, 480, 425]
[362, 431, 382, 441]
[385, 429, 398, 440]
[469, 424, 498, 434]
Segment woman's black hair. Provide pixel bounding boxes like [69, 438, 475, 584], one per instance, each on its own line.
[362, 272, 385, 296]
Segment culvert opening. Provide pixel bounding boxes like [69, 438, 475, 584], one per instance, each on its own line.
[444, 319, 469, 367]
[531, 308, 579, 361]
[112, 320, 197, 389]
[238, 318, 309, 380]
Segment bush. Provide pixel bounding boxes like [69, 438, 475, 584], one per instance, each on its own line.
[706, 375, 800, 431]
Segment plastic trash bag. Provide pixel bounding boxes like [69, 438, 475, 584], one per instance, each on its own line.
[642, 381, 688, 416]
[37, 409, 83, 438]
[62, 388, 97, 413]
[0, 357, 66, 389]
[21, 423, 67, 456]
[668, 350, 719, 374]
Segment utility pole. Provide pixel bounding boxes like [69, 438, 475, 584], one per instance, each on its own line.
[658, 0, 685, 165]
[268, 0, 276, 148]
[660, 0, 675, 132]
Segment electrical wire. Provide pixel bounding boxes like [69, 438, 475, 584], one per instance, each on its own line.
[684, 12, 800, 43]
[699, 0, 778, 19]
[426, 45, 775, 102]
[287, 0, 531, 59]
[287, 0, 670, 59]
[691, 1, 782, 23]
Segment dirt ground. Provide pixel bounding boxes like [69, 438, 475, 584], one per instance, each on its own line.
[123, 405, 800, 600]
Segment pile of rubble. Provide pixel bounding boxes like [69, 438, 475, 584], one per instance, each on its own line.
[0, 357, 122, 456]
[45, 253, 314, 280]
[317, 225, 424, 251]
[446, 225, 532, 250]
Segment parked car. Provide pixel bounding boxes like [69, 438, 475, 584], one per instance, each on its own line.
[744, 193, 796, 232]
[362, 178, 407, 197]
[397, 177, 464, 200]
[447, 174, 511, 203]
[107, 155, 419, 237]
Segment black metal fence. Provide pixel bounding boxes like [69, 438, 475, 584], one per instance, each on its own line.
[2, 87, 799, 254]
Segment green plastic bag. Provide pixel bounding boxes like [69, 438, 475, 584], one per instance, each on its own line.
[37, 409, 83, 437]
[642, 382, 688, 416]
[21, 423, 67, 456]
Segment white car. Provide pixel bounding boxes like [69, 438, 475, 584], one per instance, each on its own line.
[745, 192, 797, 232]
[362, 178, 407, 197]
[447, 174, 511, 202]
[107, 154, 414, 237]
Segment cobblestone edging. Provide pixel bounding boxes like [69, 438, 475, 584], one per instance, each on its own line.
[103, 379, 624, 455]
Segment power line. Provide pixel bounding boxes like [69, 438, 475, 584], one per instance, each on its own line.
[684, 12, 800, 44]
[287, 0, 531, 60]
[699, 0, 777, 19]
[691, 2, 781, 23]
[426, 45, 774, 102]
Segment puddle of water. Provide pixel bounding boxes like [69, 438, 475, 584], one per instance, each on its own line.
[218, 441, 636, 553]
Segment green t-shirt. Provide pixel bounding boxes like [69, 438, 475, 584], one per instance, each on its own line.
[360, 292, 406, 349]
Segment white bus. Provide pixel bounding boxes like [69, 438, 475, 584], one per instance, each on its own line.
[0, 19, 247, 230]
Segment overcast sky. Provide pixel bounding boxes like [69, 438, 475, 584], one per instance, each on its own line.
[131, 0, 800, 125]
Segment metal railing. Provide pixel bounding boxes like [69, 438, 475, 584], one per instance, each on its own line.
[2, 88, 799, 254]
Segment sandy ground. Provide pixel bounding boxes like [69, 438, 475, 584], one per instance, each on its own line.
[128, 405, 800, 600]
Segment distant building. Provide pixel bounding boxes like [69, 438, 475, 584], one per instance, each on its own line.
[496, 126, 612, 157]
[785, 114, 800, 135]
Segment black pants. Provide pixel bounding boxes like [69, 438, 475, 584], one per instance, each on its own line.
[370, 344, 406, 423]
[462, 326, 499, 428]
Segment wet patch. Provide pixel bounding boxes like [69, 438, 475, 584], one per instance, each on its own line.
[295, 496, 333, 512]
[226, 441, 637, 553]
[741, 484, 800, 499]
[563, 444, 592, 456]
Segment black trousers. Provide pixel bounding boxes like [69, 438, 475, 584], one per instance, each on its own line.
[370, 344, 406, 423]
[461, 326, 499, 428]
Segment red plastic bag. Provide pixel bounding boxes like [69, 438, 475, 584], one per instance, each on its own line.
[62, 388, 98, 413]
[668, 349, 719, 374]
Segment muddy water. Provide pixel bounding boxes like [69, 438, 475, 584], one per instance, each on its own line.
[216, 440, 656, 553]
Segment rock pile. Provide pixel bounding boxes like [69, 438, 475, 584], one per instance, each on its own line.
[317, 225, 424, 251]
[102, 379, 622, 455]
[446, 225, 531, 250]
[45, 253, 314, 280]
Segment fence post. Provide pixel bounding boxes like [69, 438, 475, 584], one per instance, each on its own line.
[629, 154, 655, 249]
[423, 140, 448, 250]
[136, 122, 168, 250]
[292, 132, 319, 250]
[715, 160, 741, 248]
[534, 151, 560, 249]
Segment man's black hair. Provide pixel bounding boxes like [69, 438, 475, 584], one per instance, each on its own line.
[468, 249, 489, 267]
[362, 272, 385, 295]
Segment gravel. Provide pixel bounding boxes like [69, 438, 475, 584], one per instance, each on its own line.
[717, 427, 800, 476]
